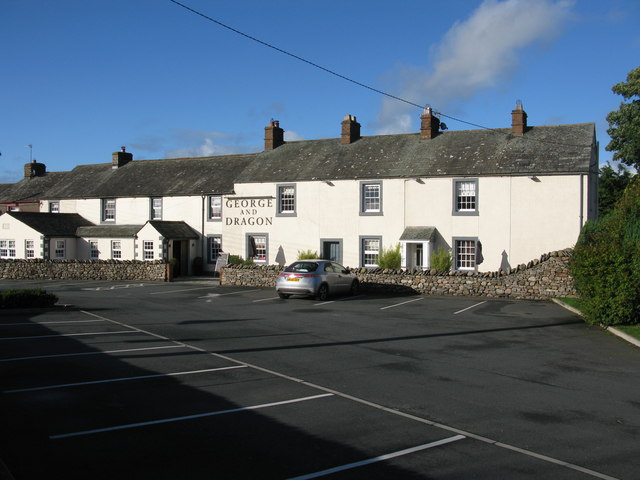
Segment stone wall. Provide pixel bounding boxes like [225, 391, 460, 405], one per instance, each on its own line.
[220, 249, 576, 300]
[0, 259, 168, 282]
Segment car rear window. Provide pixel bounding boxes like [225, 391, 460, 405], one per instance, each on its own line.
[285, 262, 319, 273]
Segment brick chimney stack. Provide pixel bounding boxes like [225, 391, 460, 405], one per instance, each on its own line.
[511, 102, 528, 136]
[341, 114, 361, 145]
[264, 120, 284, 150]
[24, 160, 46, 178]
[112, 146, 133, 169]
[420, 107, 440, 140]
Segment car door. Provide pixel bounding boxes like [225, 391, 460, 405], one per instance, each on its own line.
[330, 262, 350, 293]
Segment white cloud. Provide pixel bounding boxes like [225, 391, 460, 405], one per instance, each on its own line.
[284, 130, 304, 141]
[375, 0, 574, 134]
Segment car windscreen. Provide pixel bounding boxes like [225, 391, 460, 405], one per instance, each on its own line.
[284, 262, 319, 273]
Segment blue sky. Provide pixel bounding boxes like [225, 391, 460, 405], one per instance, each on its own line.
[1, 0, 639, 182]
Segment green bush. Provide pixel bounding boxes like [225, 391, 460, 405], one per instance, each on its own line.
[297, 249, 318, 260]
[430, 246, 452, 273]
[570, 176, 640, 325]
[228, 255, 253, 265]
[0, 289, 58, 309]
[378, 243, 401, 269]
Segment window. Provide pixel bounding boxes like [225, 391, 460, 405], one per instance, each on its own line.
[454, 238, 477, 271]
[49, 201, 60, 213]
[8, 205, 19, 212]
[277, 184, 296, 216]
[90, 240, 99, 259]
[360, 182, 382, 215]
[0, 240, 16, 258]
[25, 240, 35, 258]
[208, 195, 222, 220]
[453, 179, 478, 215]
[361, 236, 381, 267]
[54, 240, 65, 259]
[151, 198, 162, 220]
[247, 234, 267, 263]
[102, 198, 116, 222]
[111, 240, 122, 259]
[143, 241, 154, 260]
[208, 236, 222, 263]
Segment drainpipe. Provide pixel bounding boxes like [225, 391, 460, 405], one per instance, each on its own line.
[579, 174, 585, 229]
[201, 194, 205, 263]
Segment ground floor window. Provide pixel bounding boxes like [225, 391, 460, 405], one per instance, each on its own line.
[143, 241, 154, 260]
[90, 240, 99, 259]
[54, 240, 66, 259]
[361, 236, 381, 267]
[111, 240, 122, 259]
[454, 238, 477, 271]
[0, 240, 16, 258]
[25, 240, 35, 258]
[208, 236, 222, 263]
[247, 234, 267, 263]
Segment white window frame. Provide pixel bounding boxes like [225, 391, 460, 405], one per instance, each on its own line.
[208, 195, 222, 221]
[25, 239, 35, 258]
[90, 240, 99, 260]
[151, 198, 162, 220]
[360, 236, 381, 268]
[360, 181, 382, 215]
[454, 237, 477, 271]
[54, 240, 66, 259]
[49, 201, 60, 213]
[453, 179, 479, 215]
[208, 235, 222, 263]
[247, 234, 267, 264]
[143, 241, 154, 260]
[111, 240, 122, 259]
[0, 240, 16, 258]
[102, 198, 116, 222]
[276, 184, 296, 216]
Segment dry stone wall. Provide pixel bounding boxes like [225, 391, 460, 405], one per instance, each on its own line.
[221, 249, 576, 300]
[0, 259, 167, 282]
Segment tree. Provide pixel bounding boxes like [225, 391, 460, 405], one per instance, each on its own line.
[598, 162, 633, 217]
[605, 65, 640, 170]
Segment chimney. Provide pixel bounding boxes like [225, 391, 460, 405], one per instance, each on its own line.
[264, 120, 284, 150]
[341, 114, 361, 145]
[511, 102, 528, 136]
[24, 159, 46, 178]
[112, 146, 133, 168]
[420, 107, 440, 140]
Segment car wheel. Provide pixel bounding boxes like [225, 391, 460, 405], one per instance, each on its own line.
[350, 280, 359, 296]
[316, 283, 329, 301]
[278, 293, 290, 299]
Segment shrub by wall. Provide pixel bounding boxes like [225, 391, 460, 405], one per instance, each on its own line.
[221, 249, 575, 300]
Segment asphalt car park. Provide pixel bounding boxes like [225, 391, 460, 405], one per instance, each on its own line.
[1, 279, 638, 479]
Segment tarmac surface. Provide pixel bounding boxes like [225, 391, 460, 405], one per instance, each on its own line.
[0, 278, 638, 479]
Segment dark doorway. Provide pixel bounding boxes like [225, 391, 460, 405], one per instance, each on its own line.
[322, 240, 342, 263]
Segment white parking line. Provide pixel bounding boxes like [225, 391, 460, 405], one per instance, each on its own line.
[453, 301, 487, 315]
[0, 330, 136, 341]
[0, 319, 105, 327]
[380, 297, 423, 310]
[5, 365, 248, 393]
[287, 435, 466, 480]
[313, 300, 335, 306]
[50, 393, 334, 439]
[253, 297, 282, 303]
[0, 345, 185, 363]
[150, 286, 221, 295]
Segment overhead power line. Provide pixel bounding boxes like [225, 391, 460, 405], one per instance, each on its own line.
[168, 0, 592, 149]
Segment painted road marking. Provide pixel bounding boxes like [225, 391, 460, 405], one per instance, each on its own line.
[50, 393, 334, 439]
[0, 319, 105, 327]
[380, 297, 423, 310]
[0, 330, 136, 341]
[287, 435, 466, 480]
[0, 345, 185, 363]
[453, 301, 487, 315]
[5, 365, 247, 393]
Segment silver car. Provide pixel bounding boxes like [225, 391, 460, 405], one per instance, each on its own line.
[276, 260, 359, 301]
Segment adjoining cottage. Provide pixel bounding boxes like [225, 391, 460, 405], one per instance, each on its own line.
[0, 105, 598, 274]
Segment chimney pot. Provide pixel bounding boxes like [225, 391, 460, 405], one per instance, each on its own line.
[112, 148, 133, 168]
[264, 120, 285, 150]
[341, 114, 361, 145]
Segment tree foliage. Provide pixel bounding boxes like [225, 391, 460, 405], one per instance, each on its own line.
[605, 65, 640, 170]
[377, 243, 402, 269]
[570, 176, 640, 325]
[598, 162, 634, 217]
[430, 246, 452, 273]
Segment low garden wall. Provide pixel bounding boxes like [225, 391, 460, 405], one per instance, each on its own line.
[0, 259, 168, 282]
[220, 249, 576, 300]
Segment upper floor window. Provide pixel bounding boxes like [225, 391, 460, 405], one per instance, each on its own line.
[151, 198, 162, 220]
[0, 240, 16, 258]
[8, 205, 19, 212]
[54, 240, 66, 259]
[25, 239, 35, 258]
[453, 179, 478, 215]
[360, 182, 382, 215]
[102, 198, 116, 222]
[49, 201, 60, 213]
[277, 184, 296, 216]
[208, 195, 222, 221]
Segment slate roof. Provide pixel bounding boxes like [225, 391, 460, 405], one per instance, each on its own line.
[0, 172, 68, 202]
[147, 221, 199, 239]
[4, 212, 93, 236]
[76, 225, 142, 238]
[21, 122, 596, 201]
[399, 226, 437, 241]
